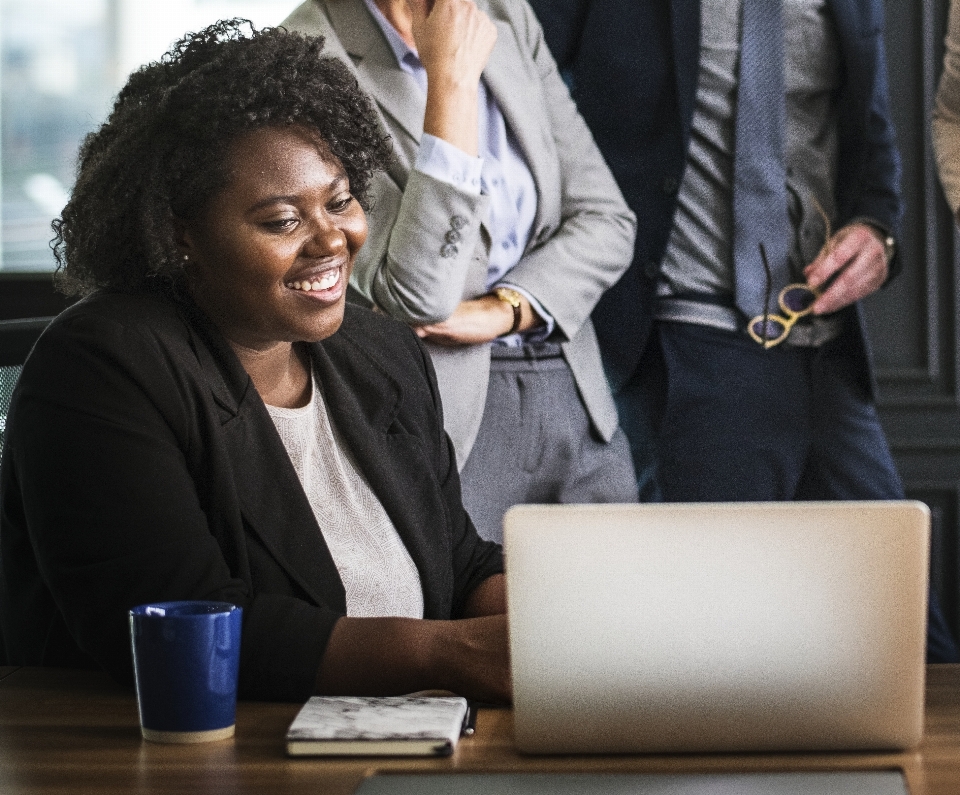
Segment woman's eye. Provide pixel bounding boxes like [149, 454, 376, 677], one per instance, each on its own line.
[330, 195, 354, 213]
[263, 217, 298, 231]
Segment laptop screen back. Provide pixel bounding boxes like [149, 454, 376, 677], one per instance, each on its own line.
[504, 502, 928, 754]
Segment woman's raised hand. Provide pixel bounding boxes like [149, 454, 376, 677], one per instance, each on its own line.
[409, 0, 497, 88]
[410, 0, 497, 156]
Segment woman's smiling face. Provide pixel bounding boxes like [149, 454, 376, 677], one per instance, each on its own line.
[181, 124, 368, 352]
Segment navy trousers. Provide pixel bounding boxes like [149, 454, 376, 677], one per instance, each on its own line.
[615, 319, 959, 662]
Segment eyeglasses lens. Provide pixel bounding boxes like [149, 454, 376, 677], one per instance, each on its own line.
[750, 317, 787, 342]
[781, 286, 816, 314]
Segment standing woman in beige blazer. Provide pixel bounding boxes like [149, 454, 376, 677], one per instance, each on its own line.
[283, 0, 640, 542]
[935, 0, 960, 216]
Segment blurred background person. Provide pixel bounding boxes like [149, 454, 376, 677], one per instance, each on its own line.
[282, 0, 640, 543]
[935, 0, 960, 219]
[530, 0, 959, 661]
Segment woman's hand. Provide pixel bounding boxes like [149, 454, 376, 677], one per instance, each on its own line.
[315, 575, 511, 703]
[410, 0, 496, 87]
[429, 613, 512, 703]
[414, 295, 541, 346]
[409, 0, 497, 156]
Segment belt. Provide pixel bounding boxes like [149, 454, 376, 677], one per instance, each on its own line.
[655, 295, 844, 348]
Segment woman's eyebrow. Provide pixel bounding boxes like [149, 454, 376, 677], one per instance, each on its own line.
[246, 177, 350, 213]
[247, 195, 299, 213]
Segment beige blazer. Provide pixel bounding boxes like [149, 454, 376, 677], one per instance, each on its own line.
[935, 0, 960, 215]
[282, 0, 636, 466]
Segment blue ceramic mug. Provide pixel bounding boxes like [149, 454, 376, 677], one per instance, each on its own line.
[129, 601, 242, 743]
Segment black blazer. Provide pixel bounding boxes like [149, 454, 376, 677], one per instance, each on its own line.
[0, 292, 502, 701]
[530, 0, 904, 394]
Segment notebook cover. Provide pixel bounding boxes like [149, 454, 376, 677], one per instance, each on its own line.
[285, 695, 468, 757]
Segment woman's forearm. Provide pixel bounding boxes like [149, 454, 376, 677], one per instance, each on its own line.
[314, 612, 511, 703]
[461, 573, 506, 617]
[413, 0, 495, 157]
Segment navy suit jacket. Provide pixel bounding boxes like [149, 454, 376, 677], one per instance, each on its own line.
[530, 0, 903, 392]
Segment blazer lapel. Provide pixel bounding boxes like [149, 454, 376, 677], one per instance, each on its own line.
[184, 303, 348, 613]
[226, 390, 349, 613]
[325, 0, 425, 153]
[314, 323, 454, 619]
[481, 16, 560, 241]
[670, 0, 701, 138]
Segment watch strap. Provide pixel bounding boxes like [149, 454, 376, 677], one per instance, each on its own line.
[492, 287, 522, 335]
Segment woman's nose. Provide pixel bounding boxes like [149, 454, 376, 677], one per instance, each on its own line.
[302, 217, 346, 258]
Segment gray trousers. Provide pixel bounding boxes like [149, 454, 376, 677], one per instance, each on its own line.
[459, 343, 638, 544]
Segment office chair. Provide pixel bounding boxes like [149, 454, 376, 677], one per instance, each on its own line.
[0, 316, 54, 452]
[0, 317, 53, 665]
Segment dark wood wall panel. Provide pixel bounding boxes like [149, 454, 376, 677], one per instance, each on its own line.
[879, 0, 960, 638]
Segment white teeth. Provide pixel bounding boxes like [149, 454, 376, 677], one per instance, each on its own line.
[287, 270, 340, 292]
[317, 270, 339, 289]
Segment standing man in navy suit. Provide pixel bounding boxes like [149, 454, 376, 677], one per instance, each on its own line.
[529, 0, 959, 661]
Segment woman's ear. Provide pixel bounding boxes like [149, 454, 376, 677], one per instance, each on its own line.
[172, 216, 199, 263]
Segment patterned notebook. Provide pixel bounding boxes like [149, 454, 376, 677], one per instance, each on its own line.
[286, 695, 470, 757]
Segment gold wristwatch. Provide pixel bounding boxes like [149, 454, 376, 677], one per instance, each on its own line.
[492, 287, 523, 335]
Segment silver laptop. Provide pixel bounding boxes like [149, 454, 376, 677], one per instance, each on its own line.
[353, 772, 909, 795]
[504, 502, 929, 755]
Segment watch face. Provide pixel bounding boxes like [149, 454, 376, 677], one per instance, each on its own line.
[496, 288, 521, 307]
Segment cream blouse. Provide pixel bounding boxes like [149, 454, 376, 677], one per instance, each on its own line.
[265, 375, 424, 619]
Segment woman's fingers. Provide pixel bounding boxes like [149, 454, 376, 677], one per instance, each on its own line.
[412, 0, 497, 87]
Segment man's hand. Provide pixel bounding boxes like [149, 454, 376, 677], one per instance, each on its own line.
[803, 222, 890, 315]
[414, 294, 541, 346]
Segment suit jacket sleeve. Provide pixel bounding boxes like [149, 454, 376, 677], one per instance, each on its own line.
[490, 0, 635, 342]
[281, 0, 492, 325]
[834, 0, 904, 279]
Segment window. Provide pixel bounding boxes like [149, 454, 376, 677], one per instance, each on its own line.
[1, 0, 295, 273]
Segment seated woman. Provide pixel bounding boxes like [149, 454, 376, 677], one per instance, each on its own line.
[0, 20, 508, 704]
[282, 0, 641, 542]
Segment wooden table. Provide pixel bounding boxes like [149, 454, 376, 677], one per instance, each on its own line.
[1, 666, 959, 794]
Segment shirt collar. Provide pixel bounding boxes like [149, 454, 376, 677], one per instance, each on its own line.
[361, 0, 422, 71]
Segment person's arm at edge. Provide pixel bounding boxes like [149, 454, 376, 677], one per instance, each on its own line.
[804, 3, 903, 313]
[934, 0, 960, 221]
